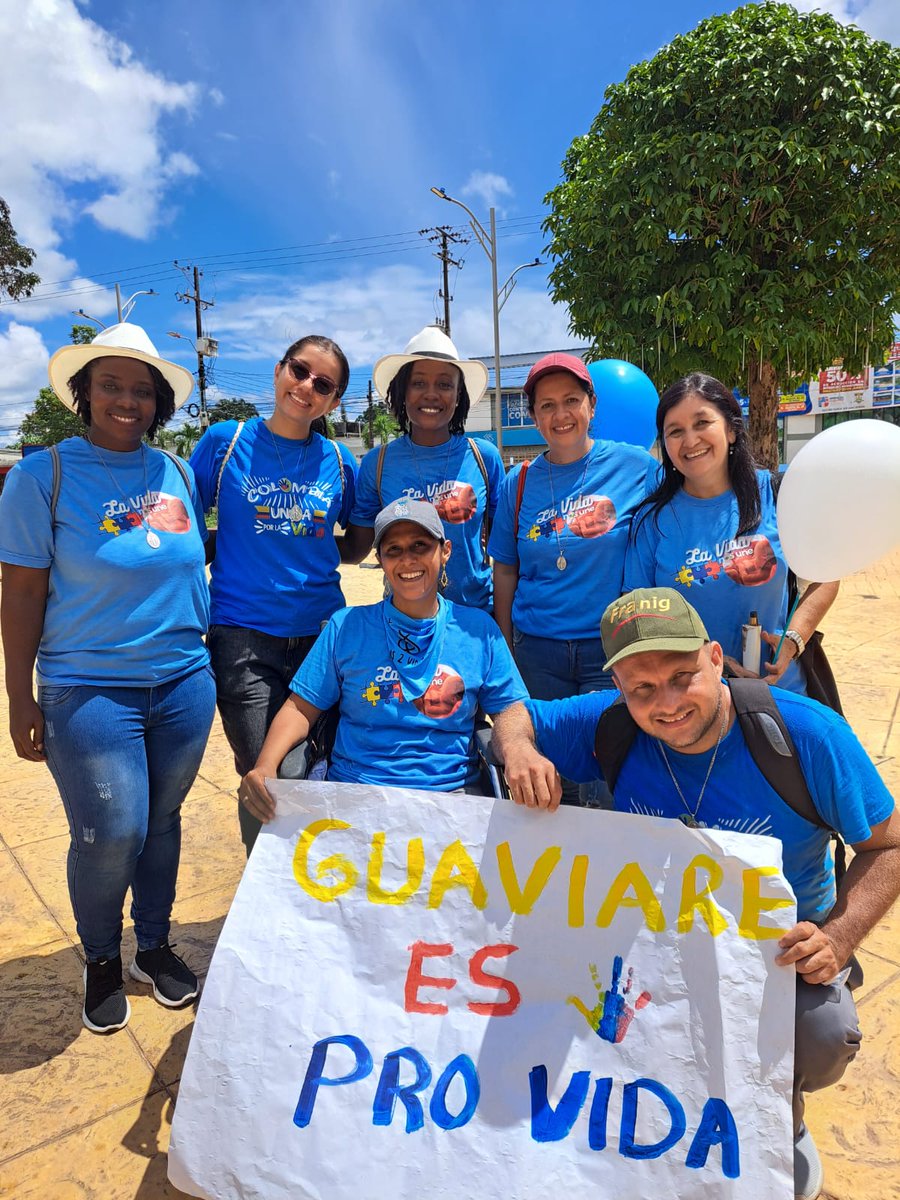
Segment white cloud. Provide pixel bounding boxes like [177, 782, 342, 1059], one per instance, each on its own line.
[460, 172, 515, 213]
[789, 0, 900, 43]
[0, 0, 202, 319]
[0, 323, 51, 441]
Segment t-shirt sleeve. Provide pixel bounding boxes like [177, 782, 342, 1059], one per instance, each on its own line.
[349, 447, 381, 527]
[526, 693, 614, 784]
[795, 707, 896, 844]
[289, 613, 344, 711]
[0, 459, 54, 568]
[336, 441, 359, 528]
[623, 506, 660, 591]
[478, 619, 530, 714]
[188, 426, 226, 513]
[485, 444, 505, 519]
[486, 466, 520, 565]
[179, 458, 209, 544]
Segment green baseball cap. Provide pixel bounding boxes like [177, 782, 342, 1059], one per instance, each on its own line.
[601, 587, 710, 670]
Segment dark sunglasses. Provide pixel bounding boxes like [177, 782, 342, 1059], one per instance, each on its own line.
[283, 359, 339, 398]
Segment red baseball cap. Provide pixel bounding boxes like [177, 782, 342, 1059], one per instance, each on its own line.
[523, 352, 592, 399]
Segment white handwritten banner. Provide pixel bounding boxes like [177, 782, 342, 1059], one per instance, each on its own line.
[168, 783, 795, 1199]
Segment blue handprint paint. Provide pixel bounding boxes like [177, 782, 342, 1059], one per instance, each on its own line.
[568, 955, 652, 1043]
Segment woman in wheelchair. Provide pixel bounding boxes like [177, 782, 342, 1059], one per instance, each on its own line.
[239, 499, 530, 824]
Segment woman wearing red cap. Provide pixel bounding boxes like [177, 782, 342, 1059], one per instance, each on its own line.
[488, 353, 656, 803]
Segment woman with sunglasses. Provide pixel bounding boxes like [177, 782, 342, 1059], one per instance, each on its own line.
[342, 326, 503, 612]
[190, 335, 358, 854]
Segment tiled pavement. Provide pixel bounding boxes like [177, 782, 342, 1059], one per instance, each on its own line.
[1, 554, 898, 1198]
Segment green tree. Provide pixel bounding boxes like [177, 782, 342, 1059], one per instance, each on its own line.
[0, 197, 39, 301]
[17, 387, 83, 446]
[544, 2, 900, 467]
[208, 396, 260, 423]
[361, 406, 399, 449]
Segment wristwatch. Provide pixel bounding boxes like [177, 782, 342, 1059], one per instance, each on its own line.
[783, 629, 805, 657]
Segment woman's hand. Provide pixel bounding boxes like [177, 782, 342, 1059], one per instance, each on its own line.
[721, 654, 759, 679]
[761, 629, 799, 686]
[9, 694, 46, 761]
[238, 768, 276, 824]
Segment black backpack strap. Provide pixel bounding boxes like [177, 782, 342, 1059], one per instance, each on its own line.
[375, 442, 388, 507]
[49, 444, 62, 526]
[466, 437, 491, 565]
[157, 448, 193, 497]
[513, 460, 530, 538]
[592, 697, 640, 793]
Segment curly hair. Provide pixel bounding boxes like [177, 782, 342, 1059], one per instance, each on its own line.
[386, 360, 470, 436]
[68, 359, 176, 439]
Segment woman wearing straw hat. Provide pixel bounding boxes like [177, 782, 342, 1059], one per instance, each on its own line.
[342, 326, 504, 611]
[0, 323, 216, 1035]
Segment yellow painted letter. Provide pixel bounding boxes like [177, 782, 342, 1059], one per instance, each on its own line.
[496, 842, 561, 915]
[678, 854, 728, 936]
[568, 854, 589, 928]
[596, 862, 666, 932]
[293, 818, 358, 902]
[739, 867, 794, 939]
[367, 831, 425, 905]
[428, 840, 487, 910]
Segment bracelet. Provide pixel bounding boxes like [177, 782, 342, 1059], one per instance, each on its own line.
[783, 629, 806, 657]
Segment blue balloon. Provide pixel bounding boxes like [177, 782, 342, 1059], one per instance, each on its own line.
[587, 360, 659, 449]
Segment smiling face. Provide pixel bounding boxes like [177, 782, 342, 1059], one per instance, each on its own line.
[376, 519, 452, 615]
[611, 643, 729, 754]
[271, 343, 342, 436]
[403, 359, 461, 443]
[662, 392, 736, 496]
[86, 357, 158, 451]
[530, 371, 595, 460]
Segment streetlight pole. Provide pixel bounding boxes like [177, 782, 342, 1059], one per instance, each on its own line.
[431, 187, 505, 457]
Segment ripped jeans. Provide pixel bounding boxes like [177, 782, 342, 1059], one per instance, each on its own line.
[40, 665, 216, 960]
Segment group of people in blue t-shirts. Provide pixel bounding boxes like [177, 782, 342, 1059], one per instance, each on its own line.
[4, 316, 897, 1200]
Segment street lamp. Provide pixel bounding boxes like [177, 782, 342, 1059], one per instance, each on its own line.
[116, 286, 156, 322]
[498, 258, 542, 313]
[167, 331, 211, 428]
[431, 186, 505, 456]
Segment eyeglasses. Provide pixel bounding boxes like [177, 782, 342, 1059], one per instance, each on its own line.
[283, 359, 339, 398]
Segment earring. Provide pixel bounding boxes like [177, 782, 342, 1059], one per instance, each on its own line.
[728, 444, 735, 457]
[440, 566, 449, 590]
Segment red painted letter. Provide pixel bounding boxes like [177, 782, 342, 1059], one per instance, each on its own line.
[404, 941, 456, 1014]
[467, 944, 521, 1016]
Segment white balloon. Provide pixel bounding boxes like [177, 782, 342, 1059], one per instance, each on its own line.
[777, 419, 900, 581]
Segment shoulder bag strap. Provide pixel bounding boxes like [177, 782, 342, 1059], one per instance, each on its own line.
[214, 421, 244, 508]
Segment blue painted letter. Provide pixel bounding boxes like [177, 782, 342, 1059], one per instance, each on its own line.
[529, 1065, 591, 1142]
[293, 1034, 373, 1128]
[373, 1046, 432, 1132]
[430, 1054, 480, 1130]
[588, 1077, 613, 1151]
[619, 1078, 686, 1160]
[686, 1097, 741, 1179]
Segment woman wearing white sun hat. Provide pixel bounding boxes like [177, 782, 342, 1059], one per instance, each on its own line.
[342, 326, 504, 611]
[0, 323, 215, 1036]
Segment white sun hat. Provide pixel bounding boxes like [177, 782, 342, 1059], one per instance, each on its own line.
[48, 323, 196, 412]
[372, 325, 489, 405]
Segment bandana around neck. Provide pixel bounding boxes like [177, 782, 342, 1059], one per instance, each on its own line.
[381, 595, 449, 699]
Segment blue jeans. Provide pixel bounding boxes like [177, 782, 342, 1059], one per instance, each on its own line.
[40, 665, 216, 961]
[207, 624, 318, 853]
[513, 628, 616, 808]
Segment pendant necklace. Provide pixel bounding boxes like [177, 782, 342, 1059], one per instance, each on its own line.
[545, 445, 591, 571]
[86, 435, 160, 549]
[656, 692, 729, 827]
[267, 422, 312, 522]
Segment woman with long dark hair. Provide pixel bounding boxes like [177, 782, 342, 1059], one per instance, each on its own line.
[189, 334, 358, 853]
[625, 372, 838, 690]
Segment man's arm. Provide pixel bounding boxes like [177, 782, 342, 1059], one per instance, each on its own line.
[491, 703, 562, 811]
[2, 563, 49, 761]
[776, 808, 900, 984]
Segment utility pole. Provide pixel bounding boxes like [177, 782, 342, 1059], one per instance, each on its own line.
[174, 261, 214, 428]
[419, 225, 468, 336]
[367, 380, 374, 447]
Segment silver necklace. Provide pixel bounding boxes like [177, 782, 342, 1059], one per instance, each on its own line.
[266, 422, 312, 522]
[86, 435, 160, 549]
[407, 434, 457, 506]
[656, 691, 729, 827]
[545, 445, 592, 571]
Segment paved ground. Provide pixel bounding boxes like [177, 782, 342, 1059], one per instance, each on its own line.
[1, 551, 898, 1198]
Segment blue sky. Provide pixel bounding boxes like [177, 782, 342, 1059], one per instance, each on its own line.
[1, 0, 897, 440]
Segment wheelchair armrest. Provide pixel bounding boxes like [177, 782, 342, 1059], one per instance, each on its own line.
[474, 720, 509, 800]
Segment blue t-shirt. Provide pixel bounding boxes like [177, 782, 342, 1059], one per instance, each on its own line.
[351, 434, 504, 611]
[624, 470, 803, 692]
[0, 438, 210, 687]
[488, 440, 657, 639]
[525, 687, 894, 922]
[190, 419, 358, 637]
[291, 598, 528, 791]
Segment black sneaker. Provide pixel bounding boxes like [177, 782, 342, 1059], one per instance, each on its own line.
[130, 943, 199, 1008]
[83, 955, 131, 1033]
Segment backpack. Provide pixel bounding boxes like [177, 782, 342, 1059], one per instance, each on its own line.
[48, 442, 192, 523]
[592, 676, 846, 882]
[375, 437, 492, 564]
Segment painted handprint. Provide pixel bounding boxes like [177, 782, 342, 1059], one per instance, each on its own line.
[568, 955, 652, 1044]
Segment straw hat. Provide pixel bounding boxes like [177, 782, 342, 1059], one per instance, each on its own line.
[48, 323, 195, 411]
[372, 326, 489, 404]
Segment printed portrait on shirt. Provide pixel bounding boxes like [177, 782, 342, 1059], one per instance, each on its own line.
[722, 536, 777, 587]
[413, 665, 466, 719]
[434, 482, 477, 525]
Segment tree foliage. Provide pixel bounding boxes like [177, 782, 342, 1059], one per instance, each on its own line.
[0, 197, 39, 302]
[361, 404, 400, 449]
[17, 388, 83, 446]
[208, 396, 260, 423]
[544, 2, 900, 466]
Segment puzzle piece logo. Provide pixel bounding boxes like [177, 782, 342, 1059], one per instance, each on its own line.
[568, 956, 652, 1044]
[674, 564, 695, 588]
[361, 679, 403, 706]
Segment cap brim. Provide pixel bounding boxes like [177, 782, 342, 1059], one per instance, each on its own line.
[604, 635, 708, 672]
[372, 352, 489, 406]
[47, 344, 195, 413]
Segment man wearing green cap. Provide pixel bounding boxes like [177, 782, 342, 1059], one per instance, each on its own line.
[492, 586, 900, 1200]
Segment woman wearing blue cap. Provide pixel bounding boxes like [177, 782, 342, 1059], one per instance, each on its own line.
[239, 499, 536, 818]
